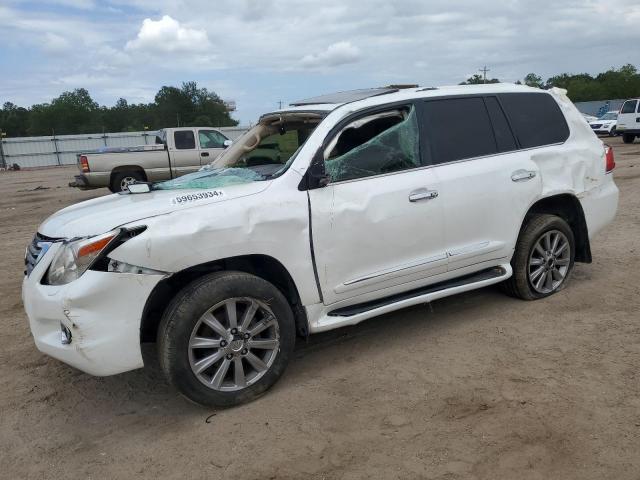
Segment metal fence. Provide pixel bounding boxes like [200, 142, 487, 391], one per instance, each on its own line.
[0, 126, 249, 169]
[574, 99, 626, 118]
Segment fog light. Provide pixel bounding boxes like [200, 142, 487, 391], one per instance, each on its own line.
[60, 323, 72, 345]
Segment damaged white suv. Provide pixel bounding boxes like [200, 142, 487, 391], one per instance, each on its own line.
[23, 84, 618, 406]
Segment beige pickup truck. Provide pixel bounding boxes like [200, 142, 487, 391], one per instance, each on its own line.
[73, 127, 233, 192]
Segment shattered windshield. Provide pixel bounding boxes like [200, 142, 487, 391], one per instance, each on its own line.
[153, 112, 324, 190]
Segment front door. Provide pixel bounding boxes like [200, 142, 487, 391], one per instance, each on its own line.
[308, 104, 447, 306]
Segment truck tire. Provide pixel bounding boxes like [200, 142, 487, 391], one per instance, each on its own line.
[622, 133, 635, 144]
[110, 171, 145, 193]
[158, 271, 296, 407]
[502, 214, 575, 300]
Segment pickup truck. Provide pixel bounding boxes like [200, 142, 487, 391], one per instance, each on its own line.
[73, 127, 233, 192]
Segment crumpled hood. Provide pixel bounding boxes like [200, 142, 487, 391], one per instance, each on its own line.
[39, 181, 271, 238]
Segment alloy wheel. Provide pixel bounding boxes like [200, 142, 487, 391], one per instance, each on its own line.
[528, 229, 571, 294]
[188, 297, 280, 391]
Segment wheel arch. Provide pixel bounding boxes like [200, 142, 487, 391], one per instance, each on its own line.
[523, 193, 591, 263]
[110, 165, 147, 185]
[140, 254, 308, 343]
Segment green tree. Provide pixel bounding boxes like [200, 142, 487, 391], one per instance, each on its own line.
[459, 74, 500, 85]
[523, 73, 543, 88]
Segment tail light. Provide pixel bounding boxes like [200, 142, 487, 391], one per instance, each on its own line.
[79, 155, 89, 173]
[604, 145, 615, 173]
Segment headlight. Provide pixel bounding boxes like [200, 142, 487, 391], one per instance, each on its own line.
[47, 230, 118, 285]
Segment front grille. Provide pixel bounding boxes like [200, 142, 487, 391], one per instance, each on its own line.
[25, 233, 59, 276]
[590, 124, 602, 129]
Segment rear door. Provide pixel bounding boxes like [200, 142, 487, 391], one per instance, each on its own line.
[419, 94, 545, 273]
[617, 99, 639, 134]
[197, 129, 228, 165]
[169, 129, 200, 176]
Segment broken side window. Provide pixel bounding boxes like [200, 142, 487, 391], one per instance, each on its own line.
[324, 106, 420, 182]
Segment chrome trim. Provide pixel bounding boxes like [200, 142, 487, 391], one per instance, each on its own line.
[409, 188, 438, 202]
[511, 169, 537, 182]
[342, 253, 448, 286]
[447, 241, 491, 257]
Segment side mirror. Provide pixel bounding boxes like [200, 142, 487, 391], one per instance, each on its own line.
[127, 182, 151, 194]
[302, 155, 331, 190]
[223, 139, 233, 148]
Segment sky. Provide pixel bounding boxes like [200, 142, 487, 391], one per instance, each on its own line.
[0, 0, 639, 124]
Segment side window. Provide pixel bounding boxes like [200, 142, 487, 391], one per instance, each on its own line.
[485, 97, 517, 152]
[199, 130, 227, 149]
[620, 100, 638, 114]
[324, 106, 421, 182]
[174, 130, 196, 150]
[421, 97, 497, 164]
[499, 93, 569, 148]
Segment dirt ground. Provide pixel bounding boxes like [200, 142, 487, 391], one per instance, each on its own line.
[1, 137, 639, 480]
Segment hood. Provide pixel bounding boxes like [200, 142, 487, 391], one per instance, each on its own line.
[39, 181, 271, 238]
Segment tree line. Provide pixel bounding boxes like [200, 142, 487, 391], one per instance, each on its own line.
[2, 65, 639, 137]
[462, 64, 640, 102]
[0, 81, 238, 137]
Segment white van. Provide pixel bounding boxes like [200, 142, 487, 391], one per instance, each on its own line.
[617, 98, 640, 143]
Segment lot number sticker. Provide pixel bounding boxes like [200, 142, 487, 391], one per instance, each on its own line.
[171, 190, 225, 206]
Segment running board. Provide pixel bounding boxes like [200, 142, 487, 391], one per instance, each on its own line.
[309, 265, 511, 333]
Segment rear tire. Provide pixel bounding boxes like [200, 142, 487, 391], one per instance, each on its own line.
[110, 170, 145, 193]
[158, 271, 296, 407]
[622, 133, 635, 144]
[502, 214, 575, 300]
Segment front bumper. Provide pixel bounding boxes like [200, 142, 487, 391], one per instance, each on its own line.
[22, 244, 165, 376]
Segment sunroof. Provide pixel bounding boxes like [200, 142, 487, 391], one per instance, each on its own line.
[290, 87, 399, 106]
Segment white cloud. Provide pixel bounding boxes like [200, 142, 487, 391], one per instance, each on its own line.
[300, 41, 362, 69]
[125, 15, 211, 54]
[42, 32, 72, 53]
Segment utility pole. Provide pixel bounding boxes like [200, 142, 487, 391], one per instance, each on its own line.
[479, 66, 490, 84]
[277, 100, 283, 110]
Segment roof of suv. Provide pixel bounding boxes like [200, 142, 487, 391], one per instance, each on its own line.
[273, 83, 552, 116]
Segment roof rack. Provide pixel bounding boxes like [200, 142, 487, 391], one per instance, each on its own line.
[290, 86, 411, 107]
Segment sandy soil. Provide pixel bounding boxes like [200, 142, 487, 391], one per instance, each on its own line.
[1, 137, 639, 479]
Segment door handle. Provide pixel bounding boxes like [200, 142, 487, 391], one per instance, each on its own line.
[409, 189, 438, 202]
[200, 152, 210, 157]
[511, 169, 536, 182]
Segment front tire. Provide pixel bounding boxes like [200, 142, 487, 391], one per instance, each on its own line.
[622, 133, 635, 144]
[502, 214, 575, 300]
[158, 271, 296, 407]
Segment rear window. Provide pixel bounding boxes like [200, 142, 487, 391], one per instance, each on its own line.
[421, 97, 497, 164]
[499, 93, 569, 148]
[621, 100, 638, 114]
[174, 130, 196, 150]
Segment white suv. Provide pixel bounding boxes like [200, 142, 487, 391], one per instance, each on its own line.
[617, 98, 640, 143]
[22, 84, 618, 406]
[589, 111, 618, 136]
